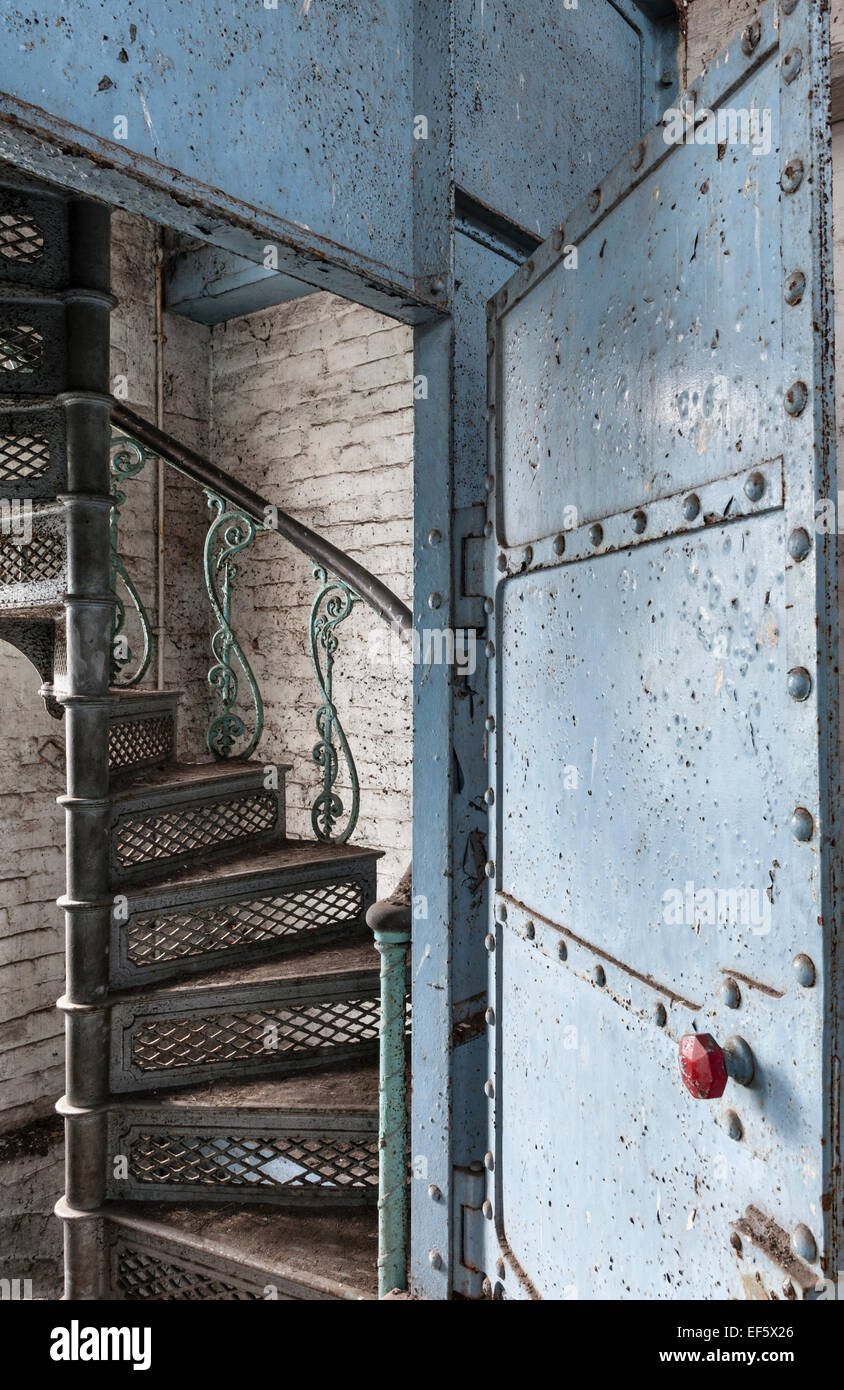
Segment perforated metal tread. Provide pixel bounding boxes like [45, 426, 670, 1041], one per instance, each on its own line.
[127, 837, 382, 895]
[106, 1202, 378, 1299]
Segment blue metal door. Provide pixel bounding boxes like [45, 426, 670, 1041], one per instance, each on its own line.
[482, 0, 840, 1299]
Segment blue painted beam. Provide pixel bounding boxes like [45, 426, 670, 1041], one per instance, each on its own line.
[165, 243, 315, 326]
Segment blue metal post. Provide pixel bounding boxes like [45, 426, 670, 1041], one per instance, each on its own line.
[368, 893, 411, 1297]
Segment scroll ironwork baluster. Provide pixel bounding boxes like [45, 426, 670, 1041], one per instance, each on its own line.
[204, 489, 264, 760]
[310, 565, 360, 843]
[109, 435, 153, 687]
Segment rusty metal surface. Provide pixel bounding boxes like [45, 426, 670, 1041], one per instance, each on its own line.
[481, 0, 840, 1299]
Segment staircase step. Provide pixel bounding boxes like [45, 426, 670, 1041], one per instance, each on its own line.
[108, 760, 288, 885]
[0, 501, 65, 617]
[105, 1062, 379, 1206]
[110, 839, 381, 988]
[109, 938, 380, 1092]
[104, 1201, 377, 1299]
[106, 689, 181, 776]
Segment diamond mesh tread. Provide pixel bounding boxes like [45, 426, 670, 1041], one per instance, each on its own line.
[125, 1062, 379, 1112]
[106, 1203, 378, 1300]
[124, 1129, 378, 1196]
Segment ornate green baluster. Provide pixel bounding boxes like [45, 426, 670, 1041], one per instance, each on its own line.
[204, 490, 264, 759]
[310, 565, 360, 843]
[109, 435, 153, 687]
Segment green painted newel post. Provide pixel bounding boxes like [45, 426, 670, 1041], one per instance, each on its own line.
[367, 874, 411, 1298]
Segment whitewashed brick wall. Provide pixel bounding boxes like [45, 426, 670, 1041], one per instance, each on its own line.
[210, 292, 414, 893]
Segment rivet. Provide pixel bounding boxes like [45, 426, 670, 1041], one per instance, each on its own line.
[782, 47, 803, 84]
[484, 1150, 495, 1171]
[428, 591, 442, 610]
[589, 523, 604, 547]
[741, 21, 761, 55]
[557, 940, 568, 962]
[483, 596, 494, 613]
[744, 472, 765, 502]
[495, 1256, 505, 1278]
[553, 533, 566, 556]
[484, 516, 493, 535]
[784, 380, 808, 415]
[485, 1006, 495, 1025]
[428, 528, 442, 546]
[784, 269, 806, 305]
[654, 1002, 667, 1027]
[485, 640, 495, 659]
[484, 859, 496, 877]
[429, 1249, 443, 1270]
[523, 545, 533, 566]
[787, 667, 812, 701]
[482, 1199, 494, 1220]
[484, 787, 495, 805]
[587, 189, 601, 213]
[724, 1109, 744, 1142]
[496, 552, 507, 572]
[720, 977, 742, 1009]
[631, 509, 647, 534]
[525, 920, 535, 940]
[428, 1183, 442, 1202]
[484, 933, 496, 953]
[632, 141, 646, 171]
[496, 903, 508, 922]
[593, 964, 606, 987]
[788, 527, 811, 561]
[791, 807, 814, 841]
[484, 1078, 495, 1098]
[552, 228, 564, 251]
[793, 953, 816, 988]
[724, 1036, 755, 1088]
[729, 1231, 743, 1255]
[781, 158, 804, 194]
[683, 493, 700, 522]
[429, 277, 446, 296]
[792, 1223, 817, 1264]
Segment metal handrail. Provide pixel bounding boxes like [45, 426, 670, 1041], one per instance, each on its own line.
[110, 401, 413, 638]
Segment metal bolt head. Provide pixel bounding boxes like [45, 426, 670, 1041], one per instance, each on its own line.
[429, 277, 446, 296]
[525, 920, 535, 941]
[683, 493, 701, 521]
[782, 47, 803, 84]
[482, 1199, 493, 1220]
[587, 189, 601, 213]
[791, 807, 814, 842]
[428, 1183, 442, 1202]
[484, 1150, 495, 1171]
[744, 472, 765, 502]
[784, 269, 806, 305]
[553, 533, 566, 556]
[495, 1256, 506, 1278]
[589, 523, 604, 547]
[483, 595, 494, 613]
[679, 1033, 727, 1099]
[496, 903, 508, 922]
[428, 591, 442, 610]
[483, 787, 495, 805]
[720, 977, 741, 1009]
[781, 158, 805, 194]
[724, 1109, 744, 1141]
[788, 527, 811, 561]
[741, 21, 761, 55]
[484, 933, 496, 953]
[427, 528, 442, 546]
[484, 1078, 495, 1098]
[792, 1223, 817, 1264]
[496, 552, 507, 572]
[429, 1249, 443, 1270]
[793, 953, 816, 988]
[593, 964, 606, 987]
[484, 859, 496, 878]
[485, 715, 495, 732]
[631, 509, 647, 534]
[557, 940, 568, 962]
[485, 640, 495, 659]
[784, 380, 808, 416]
[787, 667, 812, 701]
[723, 1035, 755, 1088]
[485, 1006, 495, 1025]
[653, 1002, 667, 1027]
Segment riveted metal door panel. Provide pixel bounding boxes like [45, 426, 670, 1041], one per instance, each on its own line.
[484, 1, 839, 1300]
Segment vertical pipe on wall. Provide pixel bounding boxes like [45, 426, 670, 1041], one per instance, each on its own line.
[55, 196, 116, 1299]
[367, 896, 411, 1297]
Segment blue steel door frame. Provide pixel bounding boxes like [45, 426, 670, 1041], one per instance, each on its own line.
[0, 0, 679, 1299]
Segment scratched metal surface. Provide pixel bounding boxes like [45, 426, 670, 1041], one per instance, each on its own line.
[483, 0, 840, 1299]
[4, 1, 414, 278]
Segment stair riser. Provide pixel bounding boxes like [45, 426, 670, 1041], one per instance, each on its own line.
[110, 975, 380, 1092]
[106, 1108, 377, 1207]
[110, 858, 378, 988]
[109, 774, 286, 886]
[108, 1226, 362, 1300]
[108, 698, 180, 777]
[0, 503, 65, 616]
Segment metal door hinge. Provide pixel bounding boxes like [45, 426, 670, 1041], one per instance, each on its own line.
[452, 1161, 487, 1298]
[453, 504, 487, 630]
